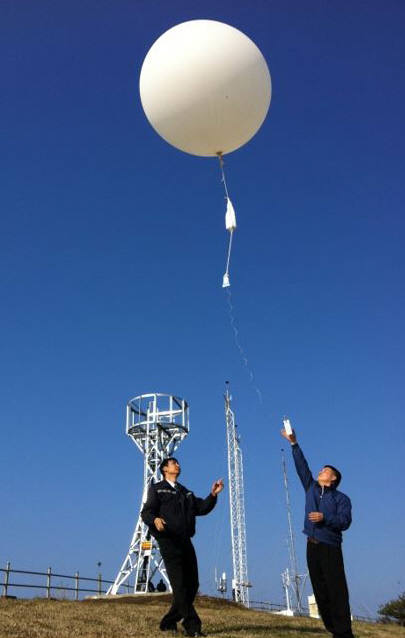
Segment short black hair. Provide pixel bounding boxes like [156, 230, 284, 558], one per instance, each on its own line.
[159, 457, 179, 476]
[324, 464, 342, 488]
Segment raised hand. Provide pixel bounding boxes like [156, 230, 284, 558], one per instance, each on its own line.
[211, 479, 224, 496]
[281, 428, 297, 444]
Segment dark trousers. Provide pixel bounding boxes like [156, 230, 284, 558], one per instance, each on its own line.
[158, 536, 201, 634]
[307, 539, 354, 638]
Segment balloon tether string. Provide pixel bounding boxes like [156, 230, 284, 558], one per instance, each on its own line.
[217, 152, 230, 200]
[217, 152, 233, 276]
[225, 230, 234, 276]
[225, 287, 263, 404]
[218, 156, 263, 404]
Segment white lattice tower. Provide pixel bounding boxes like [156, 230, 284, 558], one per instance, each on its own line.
[224, 385, 250, 607]
[108, 393, 189, 595]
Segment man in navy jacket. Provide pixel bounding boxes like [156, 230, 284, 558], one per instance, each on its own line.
[281, 427, 354, 638]
[142, 457, 224, 637]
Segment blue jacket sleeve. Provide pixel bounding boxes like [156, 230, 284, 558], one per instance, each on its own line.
[292, 444, 314, 492]
[323, 494, 352, 531]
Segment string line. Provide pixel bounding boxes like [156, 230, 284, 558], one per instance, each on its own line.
[226, 287, 263, 404]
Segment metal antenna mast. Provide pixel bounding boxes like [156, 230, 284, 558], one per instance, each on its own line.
[108, 393, 189, 595]
[224, 383, 250, 607]
[281, 446, 307, 613]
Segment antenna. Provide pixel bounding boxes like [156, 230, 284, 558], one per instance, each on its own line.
[215, 568, 227, 597]
[107, 393, 189, 594]
[224, 382, 251, 607]
[281, 444, 308, 613]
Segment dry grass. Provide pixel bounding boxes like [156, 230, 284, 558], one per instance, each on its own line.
[0, 594, 404, 638]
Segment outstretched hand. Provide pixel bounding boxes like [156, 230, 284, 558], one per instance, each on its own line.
[211, 479, 224, 496]
[281, 428, 297, 444]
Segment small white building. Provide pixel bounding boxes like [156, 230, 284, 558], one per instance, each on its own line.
[308, 594, 320, 619]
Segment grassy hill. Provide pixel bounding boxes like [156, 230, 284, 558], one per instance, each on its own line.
[1, 594, 404, 638]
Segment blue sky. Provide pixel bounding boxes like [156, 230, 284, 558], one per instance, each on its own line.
[1, 0, 404, 616]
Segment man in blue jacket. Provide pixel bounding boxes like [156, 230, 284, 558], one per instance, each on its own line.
[281, 428, 354, 638]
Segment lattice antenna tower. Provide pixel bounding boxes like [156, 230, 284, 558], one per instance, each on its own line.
[281, 447, 307, 613]
[224, 383, 251, 607]
[108, 393, 189, 594]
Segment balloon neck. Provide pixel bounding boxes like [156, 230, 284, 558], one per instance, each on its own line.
[216, 151, 224, 167]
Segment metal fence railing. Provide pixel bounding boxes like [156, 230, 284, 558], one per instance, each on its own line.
[0, 562, 121, 600]
[249, 600, 286, 612]
[1, 562, 377, 623]
[249, 599, 377, 624]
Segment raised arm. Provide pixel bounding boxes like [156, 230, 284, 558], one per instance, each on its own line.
[281, 428, 313, 491]
[292, 444, 314, 491]
[194, 478, 224, 516]
[193, 493, 217, 516]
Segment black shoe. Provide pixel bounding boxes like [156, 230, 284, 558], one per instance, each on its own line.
[160, 624, 178, 633]
[183, 632, 207, 637]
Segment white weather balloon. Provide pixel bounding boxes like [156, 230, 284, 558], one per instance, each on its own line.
[139, 20, 271, 157]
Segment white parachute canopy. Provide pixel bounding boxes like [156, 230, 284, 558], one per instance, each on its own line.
[223, 197, 237, 288]
[225, 198, 237, 231]
[139, 19, 271, 157]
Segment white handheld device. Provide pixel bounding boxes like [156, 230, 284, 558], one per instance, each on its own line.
[282, 417, 293, 436]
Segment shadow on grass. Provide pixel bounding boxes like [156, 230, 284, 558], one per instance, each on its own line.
[213, 624, 326, 634]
